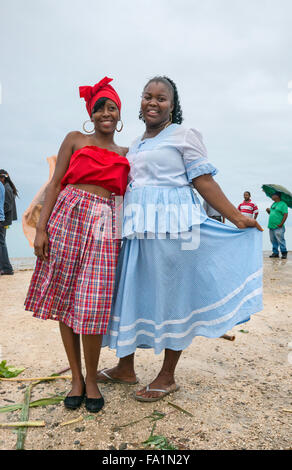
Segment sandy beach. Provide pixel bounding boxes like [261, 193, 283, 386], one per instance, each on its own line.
[0, 254, 291, 450]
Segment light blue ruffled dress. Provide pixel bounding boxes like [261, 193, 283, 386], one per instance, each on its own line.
[102, 124, 263, 357]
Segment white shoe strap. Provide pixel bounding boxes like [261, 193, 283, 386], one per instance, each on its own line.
[100, 369, 112, 380]
[146, 385, 167, 393]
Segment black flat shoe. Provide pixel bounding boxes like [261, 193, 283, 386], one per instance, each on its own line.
[64, 384, 85, 410]
[269, 253, 279, 258]
[85, 395, 104, 413]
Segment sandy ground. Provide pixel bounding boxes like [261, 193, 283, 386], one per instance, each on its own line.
[0, 255, 291, 450]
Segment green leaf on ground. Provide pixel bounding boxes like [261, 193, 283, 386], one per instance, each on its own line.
[0, 360, 25, 378]
[149, 411, 166, 422]
[143, 423, 177, 450]
[167, 402, 193, 417]
[112, 410, 165, 431]
[0, 396, 64, 413]
[28, 396, 65, 407]
[16, 384, 34, 450]
[84, 415, 95, 421]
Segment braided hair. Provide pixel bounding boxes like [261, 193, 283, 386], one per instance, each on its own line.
[139, 76, 183, 124]
[0, 169, 19, 197]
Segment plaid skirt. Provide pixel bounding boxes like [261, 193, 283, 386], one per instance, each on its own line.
[24, 185, 120, 335]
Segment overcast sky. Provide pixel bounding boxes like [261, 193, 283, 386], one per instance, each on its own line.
[1, 0, 292, 256]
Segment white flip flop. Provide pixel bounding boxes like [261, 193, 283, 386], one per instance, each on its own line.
[97, 368, 139, 385]
[134, 383, 180, 402]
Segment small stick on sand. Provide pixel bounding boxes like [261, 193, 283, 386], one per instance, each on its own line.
[0, 421, 46, 428]
[60, 416, 84, 427]
[56, 367, 70, 375]
[0, 375, 71, 383]
[220, 334, 236, 341]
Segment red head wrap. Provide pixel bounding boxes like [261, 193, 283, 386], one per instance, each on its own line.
[79, 77, 121, 116]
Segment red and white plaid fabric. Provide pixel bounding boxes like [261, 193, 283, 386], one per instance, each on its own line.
[24, 186, 120, 335]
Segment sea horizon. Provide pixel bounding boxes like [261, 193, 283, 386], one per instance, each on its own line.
[8, 249, 290, 272]
[4, 221, 292, 261]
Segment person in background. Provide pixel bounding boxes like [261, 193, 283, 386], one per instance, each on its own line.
[238, 191, 258, 219]
[0, 170, 18, 275]
[0, 178, 5, 257]
[266, 192, 288, 259]
[203, 199, 225, 223]
[0, 178, 4, 222]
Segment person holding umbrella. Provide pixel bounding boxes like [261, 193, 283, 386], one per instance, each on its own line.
[266, 192, 288, 259]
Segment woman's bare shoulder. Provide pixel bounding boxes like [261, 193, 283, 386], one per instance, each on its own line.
[61, 131, 93, 153]
[64, 131, 85, 145]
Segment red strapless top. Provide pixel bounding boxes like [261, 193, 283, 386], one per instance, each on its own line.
[60, 146, 130, 195]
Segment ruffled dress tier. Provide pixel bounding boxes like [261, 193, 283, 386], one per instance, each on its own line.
[102, 124, 263, 356]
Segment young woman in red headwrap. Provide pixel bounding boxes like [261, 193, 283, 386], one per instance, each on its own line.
[25, 77, 130, 413]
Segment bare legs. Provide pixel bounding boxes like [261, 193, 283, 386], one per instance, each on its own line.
[59, 322, 102, 398]
[96, 353, 137, 383]
[82, 334, 103, 398]
[59, 322, 83, 396]
[96, 349, 182, 399]
[135, 349, 182, 399]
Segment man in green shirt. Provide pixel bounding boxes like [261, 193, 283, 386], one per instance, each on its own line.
[266, 192, 288, 259]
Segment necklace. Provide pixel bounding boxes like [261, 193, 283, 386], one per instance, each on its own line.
[164, 120, 172, 129]
[143, 120, 172, 140]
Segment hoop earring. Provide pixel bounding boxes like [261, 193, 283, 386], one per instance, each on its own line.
[83, 120, 95, 134]
[169, 112, 173, 122]
[116, 120, 124, 132]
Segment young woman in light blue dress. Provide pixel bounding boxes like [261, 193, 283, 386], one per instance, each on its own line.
[99, 76, 263, 401]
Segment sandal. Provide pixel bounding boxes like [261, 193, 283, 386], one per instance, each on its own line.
[134, 383, 180, 402]
[97, 368, 138, 385]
